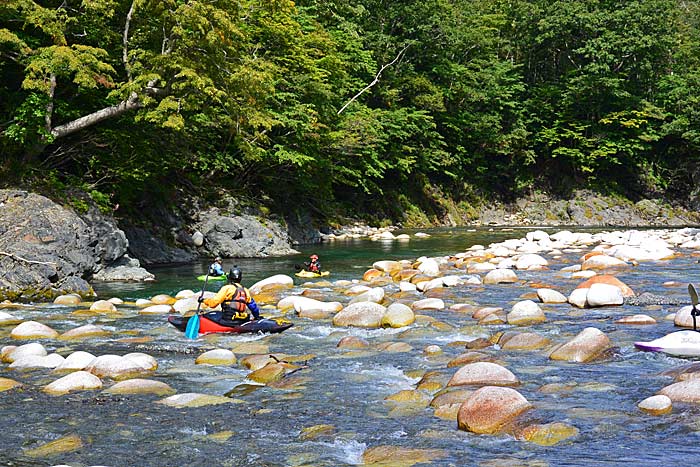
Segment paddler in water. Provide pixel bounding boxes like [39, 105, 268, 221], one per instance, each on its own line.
[208, 256, 225, 277]
[304, 254, 322, 273]
[198, 266, 261, 325]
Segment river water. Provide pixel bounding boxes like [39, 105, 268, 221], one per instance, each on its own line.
[2, 227, 700, 466]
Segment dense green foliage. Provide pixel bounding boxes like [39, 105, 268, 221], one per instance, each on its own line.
[1, 0, 699, 222]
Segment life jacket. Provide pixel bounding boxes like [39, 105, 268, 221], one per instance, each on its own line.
[308, 261, 320, 273]
[221, 286, 249, 320]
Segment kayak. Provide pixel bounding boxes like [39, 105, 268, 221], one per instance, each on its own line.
[197, 274, 227, 281]
[295, 270, 330, 278]
[634, 330, 700, 357]
[168, 314, 293, 335]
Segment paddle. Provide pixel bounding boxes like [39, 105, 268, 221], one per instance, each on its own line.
[689, 283, 700, 332]
[186, 273, 209, 339]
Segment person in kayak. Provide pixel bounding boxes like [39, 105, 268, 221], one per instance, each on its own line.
[198, 266, 261, 325]
[304, 254, 322, 273]
[209, 257, 225, 276]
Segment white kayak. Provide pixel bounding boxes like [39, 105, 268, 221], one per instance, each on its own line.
[634, 330, 700, 357]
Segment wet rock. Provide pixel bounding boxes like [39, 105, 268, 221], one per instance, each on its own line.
[549, 327, 612, 363]
[23, 434, 84, 458]
[60, 324, 110, 340]
[499, 332, 551, 350]
[249, 274, 294, 294]
[448, 362, 520, 387]
[248, 362, 286, 384]
[517, 422, 579, 446]
[581, 254, 628, 270]
[515, 254, 548, 270]
[239, 354, 278, 370]
[658, 379, 700, 403]
[614, 314, 656, 325]
[89, 300, 117, 312]
[10, 321, 59, 339]
[9, 353, 64, 370]
[333, 302, 386, 328]
[44, 371, 103, 395]
[576, 275, 635, 297]
[457, 386, 533, 434]
[348, 287, 385, 304]
[447, 351, 495, 367]
[139, 304, 173, 314]
[382, 303, 415, 328]
[157, 393, 235, 408]
[0, 377, 22, 392]
[337, 336, 370, 349]
[536, 288, 568, 304]
[507, 300, 546, 325]
[483, 269, 518, 284]
[299, 424, 336, 441]
[85, 354, 155, 380]
[196, 349, 237, 365]
[105, 379, 175, 396]
[53, 294, 82, 305]
[0, 310, 21, 326]
[411, 298, 445, 311]
[53, 351, 96, 372]
[1, 342, 46, 362]
[362, 445, 446, 466]
[638, 395, 672, 415]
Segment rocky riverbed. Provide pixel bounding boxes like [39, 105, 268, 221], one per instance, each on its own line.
[2, 227, 700, 465]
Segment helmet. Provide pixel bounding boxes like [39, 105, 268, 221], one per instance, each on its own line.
[228, 266, 242, 283]
[310, 254, 318, 260]
[215, 257, 222, 263]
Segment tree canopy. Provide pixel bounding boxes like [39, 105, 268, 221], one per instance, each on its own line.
[1, 0, 699, 221]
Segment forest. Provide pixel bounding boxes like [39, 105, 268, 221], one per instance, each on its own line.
[1, 0, 699, 224]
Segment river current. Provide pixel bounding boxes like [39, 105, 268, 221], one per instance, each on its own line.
[1, 227, 699, 466]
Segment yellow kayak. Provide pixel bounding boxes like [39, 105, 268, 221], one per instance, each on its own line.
[295, 270, 330, 278]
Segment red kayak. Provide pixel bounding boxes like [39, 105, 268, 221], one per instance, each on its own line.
[168, 315, 293, 335]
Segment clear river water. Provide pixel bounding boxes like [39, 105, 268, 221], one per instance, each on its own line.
[1, 226, 700, 466]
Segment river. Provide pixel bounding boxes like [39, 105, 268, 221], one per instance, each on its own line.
[1, 226, 699, 466]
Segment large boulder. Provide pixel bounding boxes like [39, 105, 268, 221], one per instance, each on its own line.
[457, 386, 533, 434]
[0, 190, 156, 301]
[333, 302, 386, 328]
[549, 327, 612, 363]
[197, 210, 299, 257]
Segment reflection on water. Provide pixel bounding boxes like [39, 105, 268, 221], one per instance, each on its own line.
[2, 227, 700, 466]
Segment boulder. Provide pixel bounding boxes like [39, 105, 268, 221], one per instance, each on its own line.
[381, 303, 415, 328]
[483, 269, 518, 284]
[10, 321, 59, 339]
[638, 395, 672, 415]
[448, 362, 520, 387]
[549, 327, 612, 363]
[333, 302, 386, 328]
[249, 274, 294, 294]
[196, 349, 237, 366]
[507, 300, 546, 325]
[457, 386, 533, 434]
[105, 379, 175, 396]
[536, 288, 568, 304]
[44, 371, 103, 395]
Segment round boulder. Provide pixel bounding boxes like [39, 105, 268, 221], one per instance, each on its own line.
[457, 386, 533, 434]
[333, 302, 386, 328]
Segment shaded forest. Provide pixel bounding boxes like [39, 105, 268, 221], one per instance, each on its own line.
[1, 0, 699, 224]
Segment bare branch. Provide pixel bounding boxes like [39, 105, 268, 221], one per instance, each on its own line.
[45, 73, 57, 134]
[50, 92, 142, 139]
[0, 251, 57, 266]
[337, 44, 409, 115]
[123, 0, 137, 81]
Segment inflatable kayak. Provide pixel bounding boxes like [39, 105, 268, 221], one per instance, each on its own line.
[295, 270, 330, 278]
[634, 330, 700, 357]
[168, 315, 293, 335]
[197, 274, 227, 281]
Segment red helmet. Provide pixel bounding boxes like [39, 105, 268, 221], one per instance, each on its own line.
[310, 254, 318, 260]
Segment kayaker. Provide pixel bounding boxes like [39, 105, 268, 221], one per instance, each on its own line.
[209, 257, 225, 276]
[304, 254, 322, 273]
[199, 266, 261, 324]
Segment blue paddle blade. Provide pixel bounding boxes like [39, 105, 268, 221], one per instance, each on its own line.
[184, 314, 200, 339]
